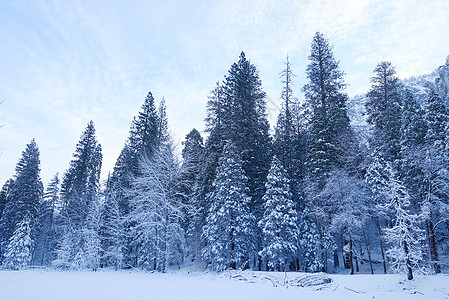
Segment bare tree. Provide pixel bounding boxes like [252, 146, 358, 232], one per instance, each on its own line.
[127, 141, 186, 272]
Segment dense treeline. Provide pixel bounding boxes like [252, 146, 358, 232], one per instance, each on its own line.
[1, 32, 448, 280]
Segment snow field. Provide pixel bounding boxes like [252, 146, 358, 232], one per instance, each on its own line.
[0, 269, 448, 300]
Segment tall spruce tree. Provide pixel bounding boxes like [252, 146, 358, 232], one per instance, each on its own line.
[302, 32, 353, 272]
[303, 32, 352, 185]
[201, 53, 270, 270]
[366, 61, 403, 165]
[0, 140, 43, 262]
[104, 92, 163, 268]
[221, 52, 271, 220]
[60, 121, 102, 228]
[0, 179, 14, 220]
[33, 173, 60, 266]
[202, 142, 255, 271]
[180, 129, 204, 260]
[274, 57, 306, 210]
[259, 156, 298, 271]
[57, 121, 102, 268]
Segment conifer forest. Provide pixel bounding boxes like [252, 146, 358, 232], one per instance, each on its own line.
[3, 32, 449, 284]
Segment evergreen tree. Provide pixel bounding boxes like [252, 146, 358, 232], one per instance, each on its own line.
[420, 89, 449, 274]
[33, 173, 59, 266]
[297, 208, 322, 272]
[259, 156, 298, 271]
[302, 32, 353, 272]
[0, 179, 14, 220]
[57, 122, 102, 268]
[2, 217, 33, 270]
[180, 129, 204, 260]
[202, 142, 255, 271]
[60, 121, 102, 229]
[220, 52, 271, 221]
[366, 61, 403, 165]
[303, 32, 352, 184]
[274, 57, 306, 210]
[105, 92, 166, 268]
[0, 140, 42, 262]
[201, 53, 270, 270]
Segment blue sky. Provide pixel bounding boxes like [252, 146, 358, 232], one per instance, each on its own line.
[1, 0, 449, 186]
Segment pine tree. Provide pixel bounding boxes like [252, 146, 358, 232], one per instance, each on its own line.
[0, 140, 43, 262]
[201, 53, 270, 270]
[366, 61, 403, 165]
[33, 173, 59, 266]
[274, 57, 306, 210]
[259, 156, 298, 271]
[105, 92, 166, 268]
[0, 179, 14, 220]
[202, 142, 255, 271]
[57, 122, 102, 268]
[302, 32, 353, 272]
[60, 121, 102, 229]
[297, 208, 322, 272]
[303, 32, 352, 184]
[419, 89, 449, 274]
[180, 129, 204, 260]
[220, 52, 271, 221]
[2, 217, 33, 270]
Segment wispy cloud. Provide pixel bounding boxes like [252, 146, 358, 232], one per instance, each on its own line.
[1, 0, 449, 185]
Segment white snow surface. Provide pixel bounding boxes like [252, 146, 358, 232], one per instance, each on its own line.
[0, 268, 448, 300]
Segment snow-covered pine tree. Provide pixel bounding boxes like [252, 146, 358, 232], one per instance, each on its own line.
[33, 173, 59, 266]
[303, 32, 352, 184]
[302, 32, 353, 272]
[202, 142, 255, 271]
[2, 216, 33, 270]
[105, 92, 165, 268]
[57, 121, 102, 268]
[0, 179, 14, 220]
[259, 156, 298, 271]
[100, 180, 125, 270]
[180, 129, 204, 261]
[0, 140, 43, 263]
[297, 208, 322, 272]
[60, 121, 102, 229]
[220, 52, 271, 225]
[366, 61, 403, 165]
[419, 88, 449, 274]
[274, 57, 306, 210]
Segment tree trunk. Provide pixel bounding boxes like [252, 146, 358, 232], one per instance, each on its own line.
[349, 232, 354, 275]
[333, 249, 339, 270]
[426, 219, 441, 274]
[404, 240, 413, 280]
[363, 231, 374, 274]
[374, 218, 387, 274]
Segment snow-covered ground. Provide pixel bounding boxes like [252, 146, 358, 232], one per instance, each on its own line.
[0, 269, 448, 300]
